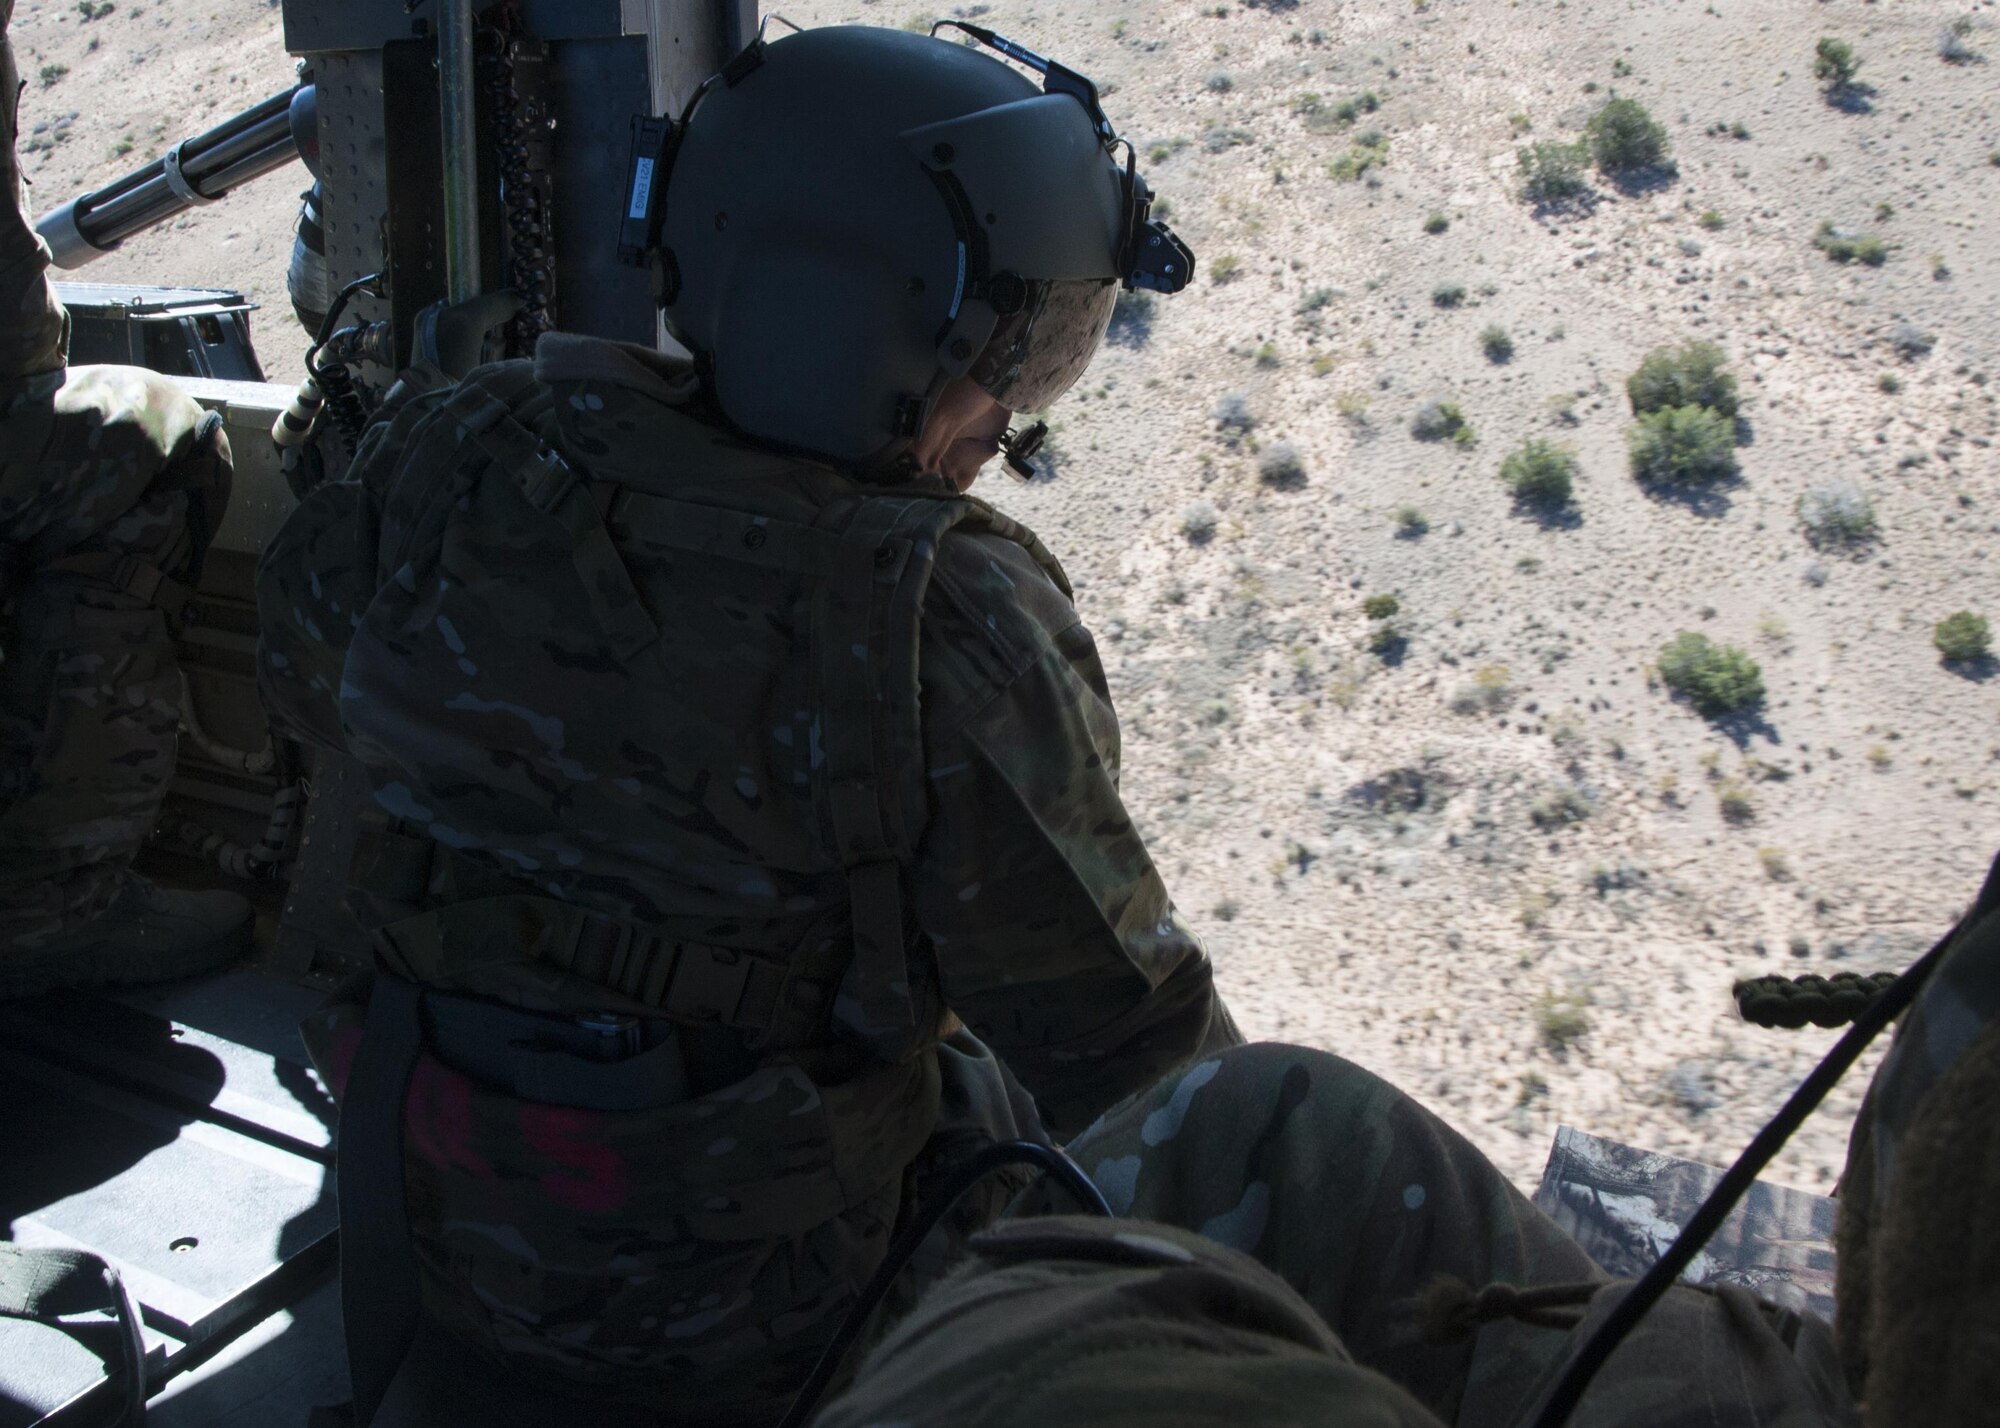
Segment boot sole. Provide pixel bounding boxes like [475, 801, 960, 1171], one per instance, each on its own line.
[0, 913, 254, 1000]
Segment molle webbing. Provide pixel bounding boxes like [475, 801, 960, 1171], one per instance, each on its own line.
[355, 829, 793, 1033]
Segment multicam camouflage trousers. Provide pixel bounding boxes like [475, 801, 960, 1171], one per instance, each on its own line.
[821, 1043, 1859, 1428]
[0, 14, 232, 949]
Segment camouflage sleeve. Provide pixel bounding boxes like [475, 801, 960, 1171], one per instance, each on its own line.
[253, 381, 441, 753]
[911, 530, 1237, 1139]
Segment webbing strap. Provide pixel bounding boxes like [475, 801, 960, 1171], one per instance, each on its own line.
[373, 895, 787, 1031]
[39, 550, 195, 621]
[338, 973, 426, 1427]
[0, 1244, 147, 1428]
[453, 393, 659, 662]
[606, 489, 840, 575]
[812, 494, 951, 1034]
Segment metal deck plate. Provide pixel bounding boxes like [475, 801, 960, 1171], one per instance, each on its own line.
[0, 972, 340, 1425]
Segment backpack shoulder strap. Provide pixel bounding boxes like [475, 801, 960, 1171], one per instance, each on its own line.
[811, 490, 1059, 1045]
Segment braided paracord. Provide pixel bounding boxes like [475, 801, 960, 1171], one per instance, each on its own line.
[1733, 971, 1901, 1030]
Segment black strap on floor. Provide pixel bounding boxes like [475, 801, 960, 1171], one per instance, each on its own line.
[337, 973, 427, 1427]
[0, 1243, 147, 1428]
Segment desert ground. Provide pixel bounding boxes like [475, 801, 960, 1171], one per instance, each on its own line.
[12, 0, 1997, 1193]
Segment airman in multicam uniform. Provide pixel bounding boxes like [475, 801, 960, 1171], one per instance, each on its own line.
[254, 23, 1228, 1427]
[821, 857, 2000, 1428]
[0, 0, 250, 997]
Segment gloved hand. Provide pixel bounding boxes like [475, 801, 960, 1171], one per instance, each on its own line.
[409, 289, 528, 386]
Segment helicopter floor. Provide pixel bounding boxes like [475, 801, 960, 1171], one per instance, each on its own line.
[0, 966, 347, 1426]
[0, 940, 1840, 1427]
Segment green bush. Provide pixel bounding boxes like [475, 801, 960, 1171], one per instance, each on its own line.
[1363, 593, 1400, 620]
[1934, 610, 1992, 662]
[1657, 632, 1764, 715]
[1814, 223, 1888, 266]
[1329, 131, 1390, 181]
[1814, 37, 1859, 91]
[1628, 405, 1737, 486]
[1798, 481, 1878, 548]
[1423, 211, 1449, 234]
[1367, 622, 1405, 655]
[1411, 399, 1469, 443]
[1626, 341, 1739, 418]
[1433, 283, 1467, 308]
[1480, 325, 1515, 362]
[1500, 439, 1578, 507]
[1518, 140, 1590, 203]
[1585, 97, 1671, 173]
[1258, 443, 1308, 488]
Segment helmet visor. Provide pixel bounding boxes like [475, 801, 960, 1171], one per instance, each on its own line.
[969, 277, 1118, 412]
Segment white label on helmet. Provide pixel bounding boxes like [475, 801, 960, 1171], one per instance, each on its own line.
[628, 158, 656, 220]
[949, 241, 966, 320]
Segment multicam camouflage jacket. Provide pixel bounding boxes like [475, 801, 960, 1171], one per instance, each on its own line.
[255, 330, 1232, 1411]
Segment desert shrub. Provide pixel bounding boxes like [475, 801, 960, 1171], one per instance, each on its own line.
[1657, 632, 1764, 715]
[1500, 438, 1577, 506]
[1423, 211, 1449, 234]
[1585, 97, 1670, 173]
[1536, 994, 1591, 1051]
[1107, 289, 1155, 346]
[1717, 780, 1755, 823]
[1877, 372, 1902, 394]
[1450, 663, 1515, 715]
[1939, 20, 1984, 64]
[1530, 784, 1594, 829]
[1255, 342, 1280, 369]
[1411, 399, 1469, 442]
[1336, 390, 1371, 424]
[1213, 392, 1256, 442]
[1367, 622, 1405, 655]
[1204, 124, 1255, 153]
[1934, 610, 1992, 662]
[1626, 341, 1739, 418]
[1329, 130, 1390, 181]
[1886, 321, 1935, 359]
[1393, 506, 1429, 537]
[1210, 254, 1245, 284]
[1518, 140, 1590, 203]
[1698, 209, 1725, 230]
[1628, 405, 1737, 486]
[1205, 70, 1234, 92]
[1433, 283, 1467, 308]
[1480, 325, 1515, 362]
[1798, 481, 1878, 548]
[1814, 37, 1860, 91]
[1181, 501, 1220, 543]
[1258, 443, 1308, 488]
[1363, 593, 1400, 619]
[1814, 223, 1887, 266]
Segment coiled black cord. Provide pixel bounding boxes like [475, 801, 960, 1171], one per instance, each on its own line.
[773, 1140, 1111, 1428]
[306, 272, 383, 447]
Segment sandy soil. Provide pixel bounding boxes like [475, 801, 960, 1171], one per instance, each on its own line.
[14, 0, 1997, 1193]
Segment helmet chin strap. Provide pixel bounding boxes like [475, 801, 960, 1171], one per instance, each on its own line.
[1000, 419, 1048, 480]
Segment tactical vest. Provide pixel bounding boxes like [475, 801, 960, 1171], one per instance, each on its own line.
[323, 357, 1068, 1046]
[260, 350, 1077, 1418]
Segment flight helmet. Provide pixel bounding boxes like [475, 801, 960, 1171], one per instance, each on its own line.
[621, 22, 1193, 471]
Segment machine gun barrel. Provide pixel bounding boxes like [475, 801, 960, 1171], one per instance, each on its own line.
[37, 85, 303, 269]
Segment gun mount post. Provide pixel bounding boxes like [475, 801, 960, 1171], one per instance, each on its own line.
[437, 0, 483, 304]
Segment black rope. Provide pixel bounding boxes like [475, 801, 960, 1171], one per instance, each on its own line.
[1522, 923, 1957, 1428]
[773, 1139, 1110, 1428]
